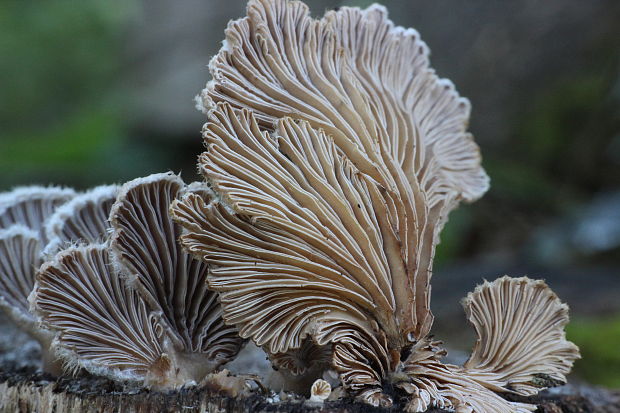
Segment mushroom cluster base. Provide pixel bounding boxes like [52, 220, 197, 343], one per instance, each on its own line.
[1, 315, 617, 413]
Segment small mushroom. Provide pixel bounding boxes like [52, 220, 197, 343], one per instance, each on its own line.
[0, 186, 75, 243]
[109, 173, 243, 364]
[309, 379, 331, 403]
[0, 186, 75, 373]
[33, 243, 168, 383]
[460, 276, 580, 395]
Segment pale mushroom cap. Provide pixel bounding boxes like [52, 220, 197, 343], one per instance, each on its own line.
[461, 276, 580, 395]
[0, 186, 74, 371]
[172, 0, 489, 402]
[0, 225, 41, 325]
[0, 186, 75, 322]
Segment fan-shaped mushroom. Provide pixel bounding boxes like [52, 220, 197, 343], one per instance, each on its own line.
[459, 276, 580, 395]
[31, 173, 243, 387]
[33, 243, 170, 383]
[309, 379, 331, 403]
[171, 0, 579, 411]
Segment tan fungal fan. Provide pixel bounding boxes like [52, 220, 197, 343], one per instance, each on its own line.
[171, 0, 580, 411]
[31, 173, 243, 387]
[0, 186, 75, 373]
[0, 226, 45, 333]
[109, 173, 243, 370]
[33, 243, 169, 383]
[460, 277, 580, 395]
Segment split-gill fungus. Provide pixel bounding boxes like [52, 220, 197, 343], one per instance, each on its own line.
[170, 0, 580, 411]
[30, 173, 243, 388]
[0, 1, 581, 412]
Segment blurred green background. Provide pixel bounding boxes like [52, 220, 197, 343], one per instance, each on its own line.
[1, 0, 619, 387]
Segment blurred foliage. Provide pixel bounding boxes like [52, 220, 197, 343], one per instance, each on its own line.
[0, 1, 141, 189]
[437, 67, 620, 266]
[567, 316, 620, 388]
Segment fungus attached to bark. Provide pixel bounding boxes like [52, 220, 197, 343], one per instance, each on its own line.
[31, 173, 243, 388]
[171, 0, 580, 411]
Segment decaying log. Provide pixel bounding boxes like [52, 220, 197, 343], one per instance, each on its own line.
[1, 367, 618, 413]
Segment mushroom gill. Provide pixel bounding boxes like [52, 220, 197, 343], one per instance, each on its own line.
[171, 0, 580, 411]
[109, 173, 243, 367]
[33, 243, 169, 383]
[0, 186, 75, 243]
[31, 173, 243, 387]
[199, 0, 490, 347]
[459, 276, 580, 395]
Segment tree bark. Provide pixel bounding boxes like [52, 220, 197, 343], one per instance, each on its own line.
[0, 370, 618, 413]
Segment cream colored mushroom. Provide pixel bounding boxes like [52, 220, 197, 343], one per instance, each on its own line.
[109, 173, 243, 366]
[170, 0, 579, 411]
[32, 243, 170, 383]
[309, 379, 331, 403]
[460, 276, 580, 395]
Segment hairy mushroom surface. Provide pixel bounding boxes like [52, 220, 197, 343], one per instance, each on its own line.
[0, 225, 42, 329]
[171, 0, 580, 411]
[31, 173, 243, 388]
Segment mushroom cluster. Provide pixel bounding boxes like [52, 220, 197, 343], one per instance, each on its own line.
[169, 0, 580, 411]
[0, 0, 581, 412]
[0, 174, 243, 388]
